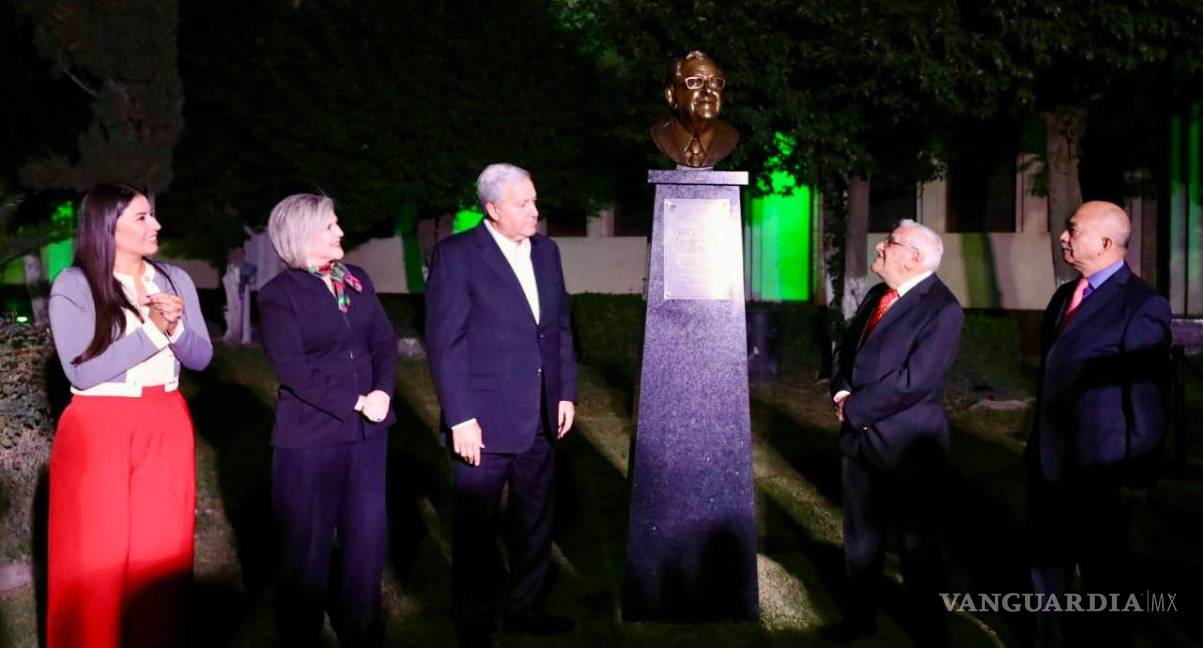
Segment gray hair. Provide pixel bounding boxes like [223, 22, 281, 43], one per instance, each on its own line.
[897, 219, 944, 271]
[476, 163, 531, 213]
[267, 193, 335, 269]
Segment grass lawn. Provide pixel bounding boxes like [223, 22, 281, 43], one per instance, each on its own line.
[2, 343, 1201, 646]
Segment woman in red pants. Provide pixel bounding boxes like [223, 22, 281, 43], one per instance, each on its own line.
[46, 183, 213, 647]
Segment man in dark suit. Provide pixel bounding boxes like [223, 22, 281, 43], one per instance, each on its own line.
[1027, 201, 1171, 647]
[425, 163, 578, 648]
[826, 219, 963, 645]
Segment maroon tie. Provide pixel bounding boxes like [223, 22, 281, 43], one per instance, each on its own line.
[686, 138, 705, 166]
[863, 289, 899, 340]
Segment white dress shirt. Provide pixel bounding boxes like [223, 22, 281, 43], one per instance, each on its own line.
[484, 219, 540, 324]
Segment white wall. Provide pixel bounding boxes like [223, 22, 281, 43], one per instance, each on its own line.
[168, 258, 221, 291]
[866, 231, 1056, 310]
[341, 236, 409, 293]
[163, 235, 650, 295]
[553, 236, 648, 294]
[865, 161, 1060, 311]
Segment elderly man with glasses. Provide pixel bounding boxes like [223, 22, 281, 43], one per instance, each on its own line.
[649, 50, 739, 168]
[825, 219, 963, 646]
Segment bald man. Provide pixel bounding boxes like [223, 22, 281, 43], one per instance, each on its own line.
[1026, 201, 1171, 646]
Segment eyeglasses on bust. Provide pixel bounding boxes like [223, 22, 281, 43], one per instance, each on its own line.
[681, 75, 726, 90]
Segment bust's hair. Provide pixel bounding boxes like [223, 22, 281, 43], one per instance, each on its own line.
[268, 193, 335, 269]
[476, 163, 531, 214]
[668, 50, 718, 82]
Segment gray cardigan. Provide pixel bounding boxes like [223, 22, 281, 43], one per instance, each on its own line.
[48, 264, 213, 391]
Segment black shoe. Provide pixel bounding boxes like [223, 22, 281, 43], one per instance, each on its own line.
[819, 620, 877, 644]
[501, 611, 575, 635]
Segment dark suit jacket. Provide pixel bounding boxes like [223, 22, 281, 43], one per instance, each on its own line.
[832, 275, 964, 470]
[259, 265, 398, 449]
[425, 223, 578, 454]
[1026, 263, 1171, 483]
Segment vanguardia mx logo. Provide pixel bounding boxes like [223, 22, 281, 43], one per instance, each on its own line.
[940, 592, 1178, 613]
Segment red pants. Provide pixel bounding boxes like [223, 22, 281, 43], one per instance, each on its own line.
[47, 387, 196, 648]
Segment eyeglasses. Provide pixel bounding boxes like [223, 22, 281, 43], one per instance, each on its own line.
[680, 75, 726, 91]
[885, 235, 920, 253]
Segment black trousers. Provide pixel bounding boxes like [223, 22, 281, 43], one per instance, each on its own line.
[272, 431, 388, 647]
[840, 454, 946, 643]
[452, 432, 556, 638]
[1028, 466, 1132, 647]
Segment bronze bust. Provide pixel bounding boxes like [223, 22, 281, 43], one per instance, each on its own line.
[650, 50, 739, 168]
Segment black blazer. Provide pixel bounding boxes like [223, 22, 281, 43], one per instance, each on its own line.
[425, 223, 578, 454]
[259, 265, 398, 448]
[1025, 263, 1171, 483]
[832, 274, 964, 470]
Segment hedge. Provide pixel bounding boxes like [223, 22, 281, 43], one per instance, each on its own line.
[397, 292, 1031, 398]
[0, 322, 60, 561]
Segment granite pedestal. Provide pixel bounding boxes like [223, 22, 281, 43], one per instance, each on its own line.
[622, 169, 759, 622]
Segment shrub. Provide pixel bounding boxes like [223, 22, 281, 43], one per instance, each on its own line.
[752, 301, 831, 378]
[0, 322, 58, 561]
[569, 294, 646, 379]
[948, 311, 1035, 402]
[410, 290, 1035, 402]
[376, 293, 425, 337]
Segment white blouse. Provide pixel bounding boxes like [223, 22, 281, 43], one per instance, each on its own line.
[71, 263, 185, 396]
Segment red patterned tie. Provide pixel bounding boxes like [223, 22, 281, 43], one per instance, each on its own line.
[863, 289, 899, 340]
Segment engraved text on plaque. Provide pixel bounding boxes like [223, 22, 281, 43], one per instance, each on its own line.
[663, 198, 737, 300]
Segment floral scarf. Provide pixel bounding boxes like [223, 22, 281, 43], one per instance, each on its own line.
[309, 262, 363, 313]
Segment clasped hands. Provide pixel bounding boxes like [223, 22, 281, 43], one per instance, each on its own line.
[453, 400, 575, 467]
[355, 390, 391, 424]
[144, 293, 184, 336]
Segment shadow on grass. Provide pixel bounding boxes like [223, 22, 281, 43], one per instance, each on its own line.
[550, 422, 633, 621]
[752, 383, 1203, 647]
[384, 382, 454, 614]
[186, 364, 276, 647]
[751, 393, 1038, 645]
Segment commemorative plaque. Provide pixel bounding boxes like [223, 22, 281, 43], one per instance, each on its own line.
[662, 198, 737, 301]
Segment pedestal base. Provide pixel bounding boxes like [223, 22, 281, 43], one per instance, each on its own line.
[622, 169, 759, 622]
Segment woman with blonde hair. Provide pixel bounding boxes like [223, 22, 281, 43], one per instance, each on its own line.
[259, 193, 397, 646]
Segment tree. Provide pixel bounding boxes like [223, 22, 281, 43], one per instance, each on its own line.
[3, 4, 90, 324]
[563, 0, 1013, 316]
[0, 191, 32, 268]
[15, 0, 184, 200]
[164, 0, 632, 266]
[985, 0, 1203, 284]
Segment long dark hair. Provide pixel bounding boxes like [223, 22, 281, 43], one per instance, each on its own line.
[72, 183, 175, 365]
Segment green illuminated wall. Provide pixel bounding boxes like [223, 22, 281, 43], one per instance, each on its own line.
[1169, 105, 1203, 316]
[745, 133, 813, 301]
[395, 203, 426, 292]
[45, 201, 75, 280]
[453, 207, 484, 233]
[0, 201, 74, 285]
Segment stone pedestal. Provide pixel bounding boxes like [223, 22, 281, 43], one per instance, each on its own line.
[623, 169, 759, 622]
